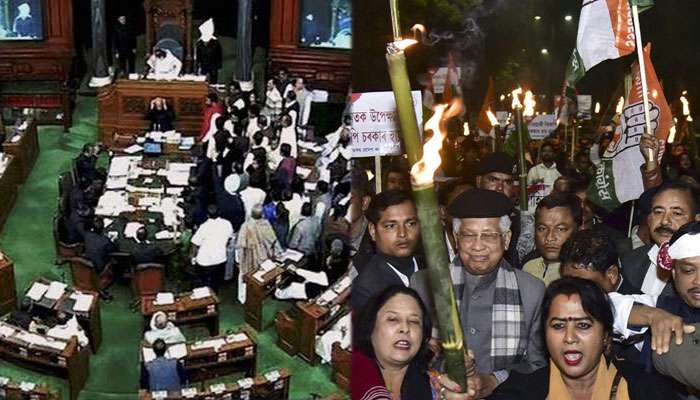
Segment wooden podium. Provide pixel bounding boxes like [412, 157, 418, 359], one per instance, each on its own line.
[97, 79, 208, 146]
[0, 252, 16, 315]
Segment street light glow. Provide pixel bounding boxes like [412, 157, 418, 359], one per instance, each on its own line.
[564, 15, 573, 21]
[540, 48, 549, 55]
[534, 15, 541, 21]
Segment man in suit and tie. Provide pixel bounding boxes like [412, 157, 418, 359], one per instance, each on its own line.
[132, 227, 163, 265]
[621, 181, 700, 298]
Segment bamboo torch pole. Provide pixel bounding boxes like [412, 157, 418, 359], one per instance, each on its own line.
[385, 1, 468, 387]
[513, 89, 529, 212]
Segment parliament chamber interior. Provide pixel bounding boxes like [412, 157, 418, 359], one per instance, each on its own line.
[0, 0, 352, 399]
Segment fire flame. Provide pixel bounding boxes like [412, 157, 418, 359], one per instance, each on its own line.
[681, 95, 690, 116]
[411, 100, 464, 186]
[410, 24, 426, 41]
[667, 125, 676, 144]
[486, 109, 499, 126]
[523, 90, 536, 117]
[688, 115, 694, 122]
[615, 96, 625, 114]
[463, 122, 470, 136]
[595, 102, 600, 114]
[511, 88, 523, 109]
[500, 94, 506, 101]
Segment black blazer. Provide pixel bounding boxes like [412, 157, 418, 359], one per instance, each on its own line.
[620, 244, 676, 297]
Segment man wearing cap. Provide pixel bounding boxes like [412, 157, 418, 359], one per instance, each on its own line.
[621, 181, 700, 298]
[475, 152, 527, 268]
[412, 188, 547, 399]
[214, 174, 245, 232]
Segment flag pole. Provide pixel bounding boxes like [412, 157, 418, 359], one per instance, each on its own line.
[631, 4, 655, 162]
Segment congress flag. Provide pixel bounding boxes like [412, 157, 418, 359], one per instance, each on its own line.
[588, 44, 672, 210]
[565, 0, 636, 87]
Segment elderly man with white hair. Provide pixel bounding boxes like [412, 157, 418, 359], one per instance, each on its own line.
[411, 188, 548, 400]
[144, 311, 186, 345]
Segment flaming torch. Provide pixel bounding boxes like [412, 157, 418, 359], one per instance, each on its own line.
[681, 93, 698, 164]
[513, 88, 529, 211]
[487, 109, 500, 151]
[410, 100, 469, 388]
[386, 1, 421, 164]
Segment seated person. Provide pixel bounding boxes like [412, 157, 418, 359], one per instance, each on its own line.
[74, 143, 102, 183]
[6, 298, 40, 331]
[132, 227, 163, 265]
[144, 311, 186, 345]
[543, 277, 631, 399]
[83, 219, 117, 297]
[140, 339, 187, 391]
[146, 97, 175, 132]
[46, 312, 89, 349]
[145, 48, 182, 78]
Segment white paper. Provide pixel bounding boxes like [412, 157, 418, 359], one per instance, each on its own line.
[103, 218, 114, 228]
[253, 270, 267, 282]
[318, 290, 336, 305]
[260, 259, 276, 272]
[304, 182, 317, 192]
[281, 249, 304, 262]
[237, 378, 254, 389]
[123, 222, 144, 239]
[296, 166, 313, 179]
[152, 391, 168, 400]
[0, 324, 15, 337]
[191, 287, 211, 300]
[181, 387, 198, 398]
[19, 382, 36, 392]
[123, 144, 143, 154]
[155, 230, 175, 240]
[0, 376, 9, 386]
[334, 276, 352, 293]
[105, 176, 128, 190]
[26, 282, 49, 301]
[73, 293, 94, 313]
[210, 383, 226, 394]
[167, 343, 188, 359]
[311, 90, 328, 103]
[45, 281, 67, 300]
[264, 370, 281, 382]
[226, 333, 248, 343]
[191, 338, 226, 352]
[155, 292, 175, 305]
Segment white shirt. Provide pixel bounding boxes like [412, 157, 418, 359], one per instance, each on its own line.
[642, 245, 669, 296]
[527, 162, 561, 194]
[285, 193, 308, 227]
[144, 322, 186, 345]
[240, 187, 266, 219]
[47, 316, 89, 348]
[192, 217, 233, 266]
[609, 281, 658, 351]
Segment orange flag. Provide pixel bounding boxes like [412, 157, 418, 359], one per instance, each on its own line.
[477, 76, 496, 136]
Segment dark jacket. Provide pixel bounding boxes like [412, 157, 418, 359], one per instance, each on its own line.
[132, 242, 163, 265]
[213, 179, 245, 232]
[195, 39, 223, 72]
[351, 253, 420, 312]
[83, 231, 117, 272]
[620, 244, 676, 298]
[112, 23, 136, 53]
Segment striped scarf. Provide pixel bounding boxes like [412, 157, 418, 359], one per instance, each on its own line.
[450, 258, 527, 371]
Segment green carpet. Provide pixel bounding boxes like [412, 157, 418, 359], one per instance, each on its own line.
[0, 95, 343, 399]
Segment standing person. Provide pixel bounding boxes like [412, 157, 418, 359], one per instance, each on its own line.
[112, 15, 136, 77]
[352, 190, 421, 311]
[235, 205, 283, 303]
[522, 192, 581, 285]
[292, 77, 313, 128]
[415, 188, 548, 399]
[199, 93, 225, 141]
[191, 205, 233, 292]
[527, 142, 562, 197]
[194, 19, 222, 84]
[140, 339, 187, 391]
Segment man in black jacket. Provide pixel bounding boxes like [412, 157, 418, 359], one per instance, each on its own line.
[112, 15, 136, 76]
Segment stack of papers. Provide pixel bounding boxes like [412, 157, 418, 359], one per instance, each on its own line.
[296, 166, 313, 179]
[166, 170, 190, 186]
[191, 338, 226, 352]
[167, 343, 187, 359]
[154, 292, 175, 305]
[225, 333, 248, 343]
[304, 182, 317, 192]
[105, 176, 128, 190]
[333, 276, 352, 293]
[181, 388, 198, 398]
[19, 382, 36, 392]
[191, 287, 211, 300]
[281, 249, 304, 263]
[210, 383, 226, 394]
[0, 324, 16, 337]
[71, 293, 94, 313]
[123, 144, 143, 154]
[317, 290, 337, 305]
[264, 370, 281, 382]
[108, 156, 137, 177]
[151, 391, 168, 400]
[237, 378, 254, 389]
[179, 137, 195, 150]
[252, 270, 267, 282]
[26, 282, 49, 301]
[45, 281, 67, 300]
[259, 259, 277, 272]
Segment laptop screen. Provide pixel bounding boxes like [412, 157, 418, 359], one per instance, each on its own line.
[143, 142, 162, 155]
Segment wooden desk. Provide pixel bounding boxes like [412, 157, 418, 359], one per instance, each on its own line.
[331, 343, 350, 392]
[0, 377, 61, 400]
[244, 266, 287, 331]
[3, 118, 39, 182]
[140, 331, 256, 383]
[23, 279, 102, 353]
[0, 322, 90, 400]
[137, 368, 290, 400]
[0, 155, 19, 233]
[0, 252, 17, 316]
[141, 291, 219, 336]
[275, 273, 351, 362]
[97, 80, 208, 146]
[0, 82, 72, 132]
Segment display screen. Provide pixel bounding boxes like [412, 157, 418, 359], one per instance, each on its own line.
[299, 0, 351, 50]
[0, 0, 44, 40]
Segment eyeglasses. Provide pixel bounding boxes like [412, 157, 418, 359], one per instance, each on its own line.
[455, 232, 503, 244]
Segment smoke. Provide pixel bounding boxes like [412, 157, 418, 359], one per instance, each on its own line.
[417, 0, 513, 89]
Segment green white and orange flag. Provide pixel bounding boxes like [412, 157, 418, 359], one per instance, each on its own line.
[565, 0, 637, 88]
[588, 44, 672, 210]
